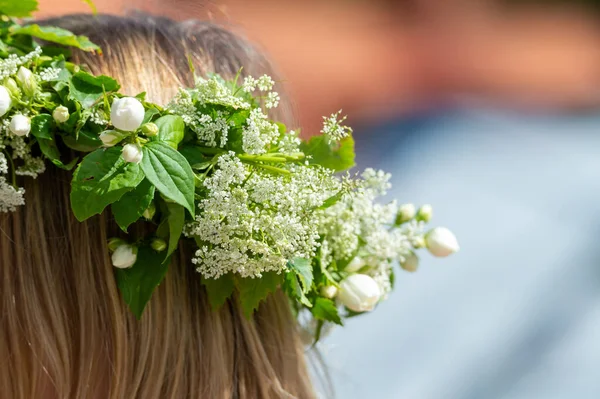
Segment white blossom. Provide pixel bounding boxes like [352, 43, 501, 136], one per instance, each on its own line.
[396, 203, 416, 224]
[265, 91, 280, 109]
[0, 85, 12, 117]
[425, 227, 460, 257]
[321, 110, 352, 144]
[256, 75, 275, 91]
[111, 244, 138, 269]
[16, 67, 37, 97]
[338, 274, 382, 312]
[38, 67, 61, 82]
[111, 97, 144, 131]
[400, 251, 419, 272]
[15, 154, 45, 178]
[320, 285, 338, 299]
[52, 105, 69, 123]
[122, 143, 143, 164]
[0, 47, 42, 80]
[0, 176, 25, 213]
[99, 130, 125, 147]
[9, 114, 31, 137]
[242, 108, 279, 154]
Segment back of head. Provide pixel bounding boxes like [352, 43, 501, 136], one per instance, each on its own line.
[0, 14, 313, 399]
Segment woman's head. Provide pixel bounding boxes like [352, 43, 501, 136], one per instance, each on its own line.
[0, 14, 312, 399]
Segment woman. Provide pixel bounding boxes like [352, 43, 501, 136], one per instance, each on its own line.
[0, 14, 314, 399]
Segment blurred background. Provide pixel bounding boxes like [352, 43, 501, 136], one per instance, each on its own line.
[39, 1, 600, 398]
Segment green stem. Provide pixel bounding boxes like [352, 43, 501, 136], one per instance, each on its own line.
[3, 150, 16, 186]
[248, 162, 290, 175]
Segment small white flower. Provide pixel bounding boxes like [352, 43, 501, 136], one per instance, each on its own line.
[0, 85, 12, 117]
[338, 274, 382, 312]
[416, 204, 433, 222]
[111, 97, 145, 131]
[345, 256, 366, 273]
[52, 105, 69, 123]
[400, 251, 419, 272]
[122, 143, 143, 164]
[320, 285, 338, 299]
[16, 66, 37, 97]
[425, 227, 459, 257]
[111, 244, 138, 269]
[99, 130, 125, 147]
[396, 203, 416, 224]
[9, 114, 31, 137]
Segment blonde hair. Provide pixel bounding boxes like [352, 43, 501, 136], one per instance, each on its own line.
[0, 14, 314, 399]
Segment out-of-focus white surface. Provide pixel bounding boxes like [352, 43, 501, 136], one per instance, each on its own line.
[322, 109, 600, 399]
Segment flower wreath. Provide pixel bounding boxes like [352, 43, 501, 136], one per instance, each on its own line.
[0, 1, 459, 341]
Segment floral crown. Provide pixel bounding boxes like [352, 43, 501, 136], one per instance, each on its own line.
[0, 2, 459, 340]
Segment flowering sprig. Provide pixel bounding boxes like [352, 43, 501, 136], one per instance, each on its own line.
[0, 0, 459, 336]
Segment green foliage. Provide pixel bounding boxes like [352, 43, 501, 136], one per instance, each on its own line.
[111, 179, 155, 232]
[300, 134, 355, 172]
[287, 257, 313, 293]
[164, 202, 185, 258]
[311, 297, 343, 326]
[203, 274, 235, 310]
[11, 24, 100, 53]
[235, 272, 284, 318]
[140, 142, 195, 217]
[154, 115, 185, 149]
[30, 114, 77, 169]
[115, 245, 171, 319]
[62, 128, 102, 152]
[70, 147, 145, 221]
[0, 0, 38, 17]
[68, 71, 119, 108]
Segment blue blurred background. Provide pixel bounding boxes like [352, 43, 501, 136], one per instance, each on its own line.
[38, 0, 600, 397]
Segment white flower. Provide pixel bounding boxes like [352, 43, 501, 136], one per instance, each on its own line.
[0, 85, 12, 117]
[265, 91, 280, 109]
[52, 105, 69, 123]
[16, 66, 37, 97]
[425, 227, 459, 257]
[345, 256, 366, 273]
[320, 285, 338, 299]
[111, 244, 138, 269]
[99, 130, 125, 147]
[416, 204, 433, 222]
[338, 274, 382, 312]
[396, 203, 416, 224]
[400, 251, 419, 272]
[321, 110, 352, 144]
[9, 114, 31, 137]
[111, 97, 144, 131]
[122, 143, 143, 164]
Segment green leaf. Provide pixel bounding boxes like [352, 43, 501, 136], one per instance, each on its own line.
[203, 274, 235, 310]
[62, 128, 102, 152]
[236, 272, 284, 318]
[30, 114, 77, 170]
[0, 0, 38, 17]
[142, 108, 159, 124]
[287, 257, 313, 294]
[311, 297, 343, 326]
[154, 115, 185, 149]
[69, 71, 119, 108]
[300, 134, 355, 172]
[140, 142, 195, 217]
[179, 145, 210, 166]
[284, 272, 312, 308]
[165, 202, 185, 258]
[115, 246, 170, 319]
[70, 147, 145, 221]
[111, 179, 155, 232]
[11, 24, 99, 52]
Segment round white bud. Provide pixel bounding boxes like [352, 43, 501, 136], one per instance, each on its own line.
[111, 244, 138, 269]
[338, 274, 381, 312]
[345, 256, 366, 273]
[416, 204, 433, 222]
[400, 251, 419, 272]
[425, 227, 460, 257]
[0, 85, 12, 117]
[16, 66, 37, 97]
[110, 97, 145, 131]
[320, 285, 338, 299]
[99, 130, 125, 147]
[122, 143, 143, 164]
[395, 203, 416, 224]
[9, 114, 31, 137]
[52, 105, 70, 123]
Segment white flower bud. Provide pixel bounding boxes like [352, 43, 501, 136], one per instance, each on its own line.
[0, 85, 12, 117]
[141, 122, 158, 137]
[16, 66, 37, 97]
[345, 256, 366, 273]
[52, 105, 69, 123]
[338, 274, 381, 312]
[122, 143, 143, 164]
[111, 244, 138, 269]
[425, 227, 460, 257]
[395, 203, 416, 225]
[9, 114, 31, 137]
[111, 97, 145, 131]
[416, 204, 433, 222]
[107, 237, 126, 252]
[400, 251, 419, 272]
[99, 130, 125, 147]
[320, 285, 338, 299]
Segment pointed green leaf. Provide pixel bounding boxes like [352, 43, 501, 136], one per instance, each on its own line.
[111, 179, 155, 232]
[70, 147, 145, 221]
[69, 71, 119, 108]
[311, 297, 343, 326]
[11, 24, 99, 52]
[300, 134, 355, 172]
[236, 272, 284, 318]
[115, 246, 171, 319]
[30, 114, 77, 170]
[287, 257, 313, 294]
[284, 272, 312, 308]
[154, 115, 185, 149]
[165, 202, 184, 258]
[0, 0, 37, 17]
[140, 141, 195, 217]
[203, 274, 235, 310]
